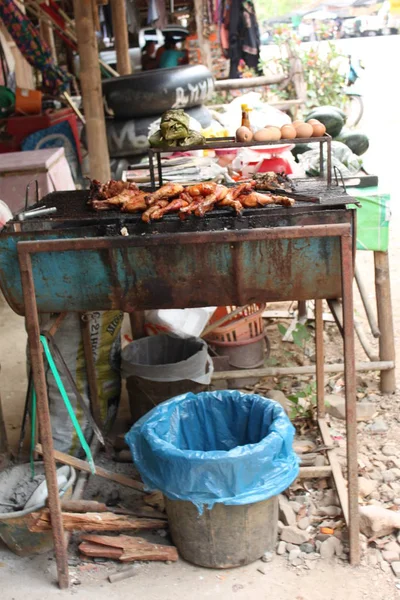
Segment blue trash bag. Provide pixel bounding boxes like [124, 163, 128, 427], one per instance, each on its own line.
[125, 390, 299, 512]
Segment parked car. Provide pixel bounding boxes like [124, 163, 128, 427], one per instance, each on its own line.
[342, 18, 358, 38]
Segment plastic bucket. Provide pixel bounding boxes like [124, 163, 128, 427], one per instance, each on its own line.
[15, 87, 42, 115]
[122, 334, 213, 422]
[0, 463, 76, 556]
[164, 495, 278, 568]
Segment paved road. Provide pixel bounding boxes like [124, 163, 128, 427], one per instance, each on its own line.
[262, 34, 400, 206]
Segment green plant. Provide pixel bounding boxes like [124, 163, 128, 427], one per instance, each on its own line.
[287, 382, 317, 420]
[260, 30, 347, 110]
[278, 321, 311, 349]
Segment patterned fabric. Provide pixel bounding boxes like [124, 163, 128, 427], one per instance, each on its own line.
[0, 0, 71, 95]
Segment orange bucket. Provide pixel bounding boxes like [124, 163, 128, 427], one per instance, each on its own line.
[15, 87, 42, 115]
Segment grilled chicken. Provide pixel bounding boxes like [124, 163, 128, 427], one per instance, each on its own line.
[151, 197, 190, 220]
[142, 199, 169, 223]
[194, 186, 229, 217]
[238, 191, 295, 208]
[185, 182, 217, 197]
[253, 171, 294, 192]
[145, 183, 184, 206]
[91, 189, 140, 210]
[121, 192, 148, 213]
[89, 179, 138, 201]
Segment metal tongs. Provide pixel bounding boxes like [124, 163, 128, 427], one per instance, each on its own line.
[18, 205, 57, 221]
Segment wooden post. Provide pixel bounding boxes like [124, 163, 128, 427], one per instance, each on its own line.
[91, 0, 101, 33]
[73, 0, 111, 182]
[374, 251, 396, 393]
[40, 1, 57, 64]
[194, 0, 213, 72]
[110, 0, 131, 75]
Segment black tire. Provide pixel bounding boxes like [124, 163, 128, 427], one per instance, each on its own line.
[104, 105, 213, 158]
[102, 65, 215, 120]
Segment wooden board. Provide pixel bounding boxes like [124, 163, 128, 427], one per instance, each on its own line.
[28, 510, 166, 533]
[79, 534, 179, 562]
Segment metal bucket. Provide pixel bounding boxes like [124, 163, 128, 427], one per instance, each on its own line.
[164, 495, 279, 568]
[0, 462, 76, 556]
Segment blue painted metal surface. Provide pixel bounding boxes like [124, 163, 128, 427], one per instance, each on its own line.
[0, 210, 353, 316]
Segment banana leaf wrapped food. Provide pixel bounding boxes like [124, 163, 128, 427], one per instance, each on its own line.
[160, 109, 189, 141]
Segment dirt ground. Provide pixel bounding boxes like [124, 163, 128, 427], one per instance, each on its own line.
[0, 201, 399, 598]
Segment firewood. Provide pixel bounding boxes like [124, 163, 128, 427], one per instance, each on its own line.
[143, 491, 165, 512]
[79, 541, 123, 559]
[28, 510, 167, 533]
[80, 534, 179, 562]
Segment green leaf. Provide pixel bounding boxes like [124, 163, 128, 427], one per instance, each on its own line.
[278, 323, 287, 336]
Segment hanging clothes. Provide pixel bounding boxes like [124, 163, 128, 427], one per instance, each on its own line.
[0, 0, 71, 94]
[224, 0, 261, 79]
[126, 0, 140, 35]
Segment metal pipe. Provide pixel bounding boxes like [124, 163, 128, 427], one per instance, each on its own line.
[17, 223, 352, 254]
[340, 233, 360, 565]
[315, 299, 325, 419]
[211, 360, 394, 380]
[17, 249, 69, 589]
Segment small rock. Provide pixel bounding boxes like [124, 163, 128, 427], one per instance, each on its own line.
[319, 537, 342, 559]
[391, 562, 400, 578]
[358, 476, 378, 498]
[384, 541, 400, 553]
[325, 395, 346, 420]
[277, 521, 284, 533]
[286, 543, 298, 552]
[318, 506, 342, 518]
[380, 484, 395, 501]
[267, 390, 290, 414]
[297, 517, 310, 530]
[280, 526, 310, 545]
[320, 489, 340, 507]
[276, 541, 286, 555]
[315, 540, 322, 552]
[261, 552, 273, 563]
[383, 471, 396, 483]
[291, 557, 303, 567]
[315, 455, 326, 467]
[356, 402, 378, 422]
[380, 559, 390, 573]
[381, 550, 399, 563]
[289, 501, 302, 514]
[367, 549, 380, 567]
[365, 419, 389, 434]
[359, 505, 400, 538]
[315, 533, 331, 542]
[279, 495, 296, 526]
[382, 445, 397, 457]
[157, 529, 168, 538]
[289, 548, 301, 562]
[369, 470, 384, 482]
[300, 543, 314, 554]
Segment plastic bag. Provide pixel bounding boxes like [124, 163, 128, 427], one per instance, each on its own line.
[125, 391, 299, 511]
[144, 307, 216, 338]
[121, 334, 213, 384]
[299, 140, 362, 177]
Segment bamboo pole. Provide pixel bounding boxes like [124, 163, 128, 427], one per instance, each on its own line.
[110, 0, 131, 75]
[374, 251, 396, 393]
[73, 0, 110, 181]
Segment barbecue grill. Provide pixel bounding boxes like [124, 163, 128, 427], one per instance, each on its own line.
[0, 175, 360, 587]
[0, 179, 356, 315]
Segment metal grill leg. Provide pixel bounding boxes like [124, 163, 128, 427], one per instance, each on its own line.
[315, 299, 325, 419]
[340, 234, 360, 565]
[18, 250, 69, 589]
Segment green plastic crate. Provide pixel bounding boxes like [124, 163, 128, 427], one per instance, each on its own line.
[348, 187, 390, 252]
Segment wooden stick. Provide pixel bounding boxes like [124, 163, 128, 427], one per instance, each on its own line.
[80, 534, 179, 562]
[374, 251, 396, 394]
[298, 465, 332, 479]
[108, 567, 137, 583]
[35, 444, 145, 493]
[355, 265, 380, 338]
[211, 360, 394, 380]
[214, 74, 286, 90]
[60, 500, 109, 513]
[318, 419, 349, 525]
[110, 0, 132, 75]
[73, 0, 111, 181]
[29, 510, 166, 532]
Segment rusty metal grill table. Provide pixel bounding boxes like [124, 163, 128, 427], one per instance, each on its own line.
[0, 191, 359, 588]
